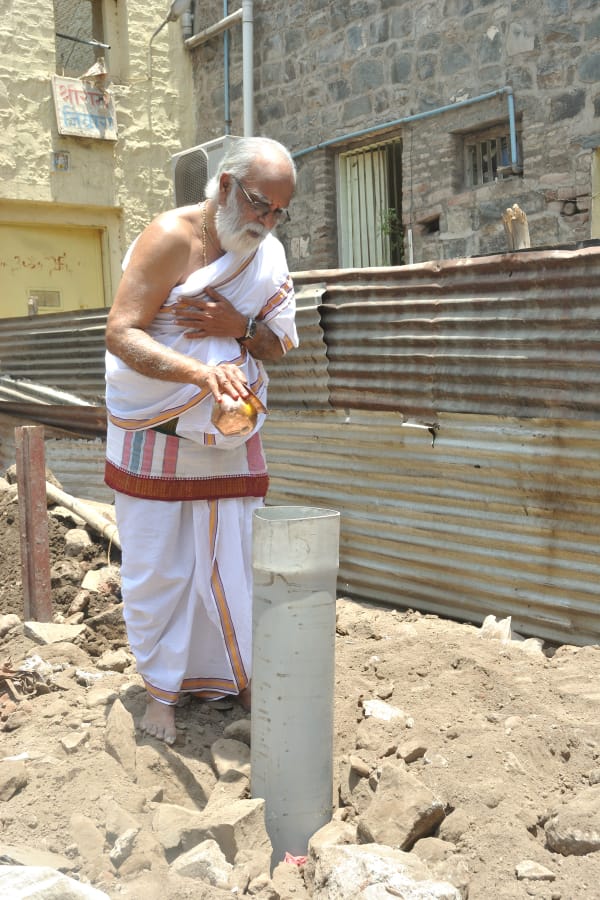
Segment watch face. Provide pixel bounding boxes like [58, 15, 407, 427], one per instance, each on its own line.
[246, 318, 257, 340]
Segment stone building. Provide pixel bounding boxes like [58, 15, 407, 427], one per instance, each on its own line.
[3, 1, 599, 315]
[0, 0, 195, 318]
[188, 0, 600, 270]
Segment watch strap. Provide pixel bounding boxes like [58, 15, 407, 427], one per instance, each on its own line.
[238, 316, 257, 343]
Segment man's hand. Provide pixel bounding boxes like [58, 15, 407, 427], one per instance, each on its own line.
[174, 286, 246, 339]
[174, 285, 284, 361]
[197, 361, 249, 403]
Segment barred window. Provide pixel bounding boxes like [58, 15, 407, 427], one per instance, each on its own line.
[464, 124, 522, 188]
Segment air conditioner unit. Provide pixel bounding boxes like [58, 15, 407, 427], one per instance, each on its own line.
[171, 135, 241, 207]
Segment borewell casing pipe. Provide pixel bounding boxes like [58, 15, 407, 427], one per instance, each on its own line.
[250, 505, 340, 866]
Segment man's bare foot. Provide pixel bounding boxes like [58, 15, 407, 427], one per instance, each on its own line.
[237, 684, 251, 712]
[140, 696, 177, 745]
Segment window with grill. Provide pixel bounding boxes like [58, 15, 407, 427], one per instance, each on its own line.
[464, 123, 522, 188]
[338, 140, 403, 268]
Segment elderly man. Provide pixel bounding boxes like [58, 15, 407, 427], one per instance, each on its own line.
[104, 137, 297, 744]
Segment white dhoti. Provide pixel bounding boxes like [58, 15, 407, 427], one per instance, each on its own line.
[115, 492, 262, 703]
[105, 235, 298, 704]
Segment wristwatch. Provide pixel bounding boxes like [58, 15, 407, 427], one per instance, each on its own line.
[238, 316, 257, 343]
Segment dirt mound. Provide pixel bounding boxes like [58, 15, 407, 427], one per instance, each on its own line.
[1, 475, 600, 898]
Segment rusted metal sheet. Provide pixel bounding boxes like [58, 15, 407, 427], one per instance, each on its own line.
[262, 408, 600, 645]
[293, 246, 600, 420]
[265, 281, 330, 409]
[0, 309, 107, 403]
[0, 413, 112, 502]
[1, 247, 600, 644]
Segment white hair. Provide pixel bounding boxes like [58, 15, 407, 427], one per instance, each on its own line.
[205, 136, 296, 200]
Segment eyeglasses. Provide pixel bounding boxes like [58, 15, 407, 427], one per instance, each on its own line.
[233, 176, 291, 225]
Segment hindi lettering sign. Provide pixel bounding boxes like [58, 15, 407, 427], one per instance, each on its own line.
[52, 75, 117, 141]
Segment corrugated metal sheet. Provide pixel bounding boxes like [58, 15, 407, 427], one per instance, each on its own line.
[1, 246, 600, 644]
[262, 407, 600, 645]
[0, 309, 107, 403]
[264, 281, 330, 409]
[0, 413, 112, 503]
[293, 246, 600, 420]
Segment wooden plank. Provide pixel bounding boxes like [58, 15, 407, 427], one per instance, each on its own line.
[15, 425, 52, 621]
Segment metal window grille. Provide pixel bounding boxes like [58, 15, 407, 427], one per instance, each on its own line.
[465, 130, 521, 187]
[338, 141, 403, 268]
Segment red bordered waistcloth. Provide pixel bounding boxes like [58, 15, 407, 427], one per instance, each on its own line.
[105, 422, 269, 502]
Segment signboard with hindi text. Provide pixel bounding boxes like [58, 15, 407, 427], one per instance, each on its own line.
[52, 75, 117, 141]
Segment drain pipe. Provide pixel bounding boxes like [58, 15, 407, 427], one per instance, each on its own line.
[251, 506, 340, 868]
[223, 0, 231, 134]
[292, 86, 521, 174]
[242, 0, 254, 135]
[184, 1, 253, 136]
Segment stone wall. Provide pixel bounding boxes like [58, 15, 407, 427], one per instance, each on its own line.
[0, 0, 195, 307]
[190, 0, 600, 270]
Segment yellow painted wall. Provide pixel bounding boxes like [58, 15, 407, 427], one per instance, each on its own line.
[0, 223, 104, 317]
[0, 0, 196, 316]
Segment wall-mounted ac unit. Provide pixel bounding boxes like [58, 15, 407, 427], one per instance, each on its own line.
[171, 135, 241, 207]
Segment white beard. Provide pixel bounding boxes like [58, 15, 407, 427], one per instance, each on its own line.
[216, 190, 269, 256]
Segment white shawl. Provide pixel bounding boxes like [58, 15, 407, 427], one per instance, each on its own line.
[105, 233, 297, 446]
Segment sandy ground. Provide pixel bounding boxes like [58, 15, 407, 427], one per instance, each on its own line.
[1, 478, 600, 899]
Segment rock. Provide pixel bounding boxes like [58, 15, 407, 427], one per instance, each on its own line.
[170, 837, 233, 886]
[81, 565, 121, 595]
[0, 866, 110, 899]
[412, 837, 470, 897]
[60, 730, 90, 753]
[0, 842, 74, 870]
[95, 648, 133, 672]
[339, 758, 376, 813]
[545, 786, 600, 855]
[104, 798, 140, 843]
[356, 762, 446, 851]
[69, 812, 106, 868]
[210, 737, 251, 777]
[515, 858, 556, 881]
[36, 641, 91, 667]
[152, 797, 272, 872]
[305, 818, 358, 888]
[109, 827, 139, 868]
[223, 717, 251, 745]
[67, 591, 91, 616]
[361, 698, 407, 722]
[50, 505, 85, 527]
[65, 528, 93, 556]
[437, 809, 471, 844]
[0, 613, 21, 637]
[355, 717, 401, 756]
[51, 558, 85, 588]
[272, 857, 312, 898]
[0, 760, 28, 800]
[23, 622, 87, 645]
[85, 606, 125, 630]
[308, 842, 461, 900]
[398, 740, 427, 763]
[349, 755, 372, 778]
[104, 698, 137, 777]
[246, 871, 278, 897]
[205, 768, 250, 809]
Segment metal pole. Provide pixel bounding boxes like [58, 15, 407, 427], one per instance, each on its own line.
[242, 0, 254, 135]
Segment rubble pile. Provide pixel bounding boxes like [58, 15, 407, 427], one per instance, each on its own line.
[1, 471, 600, 898]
